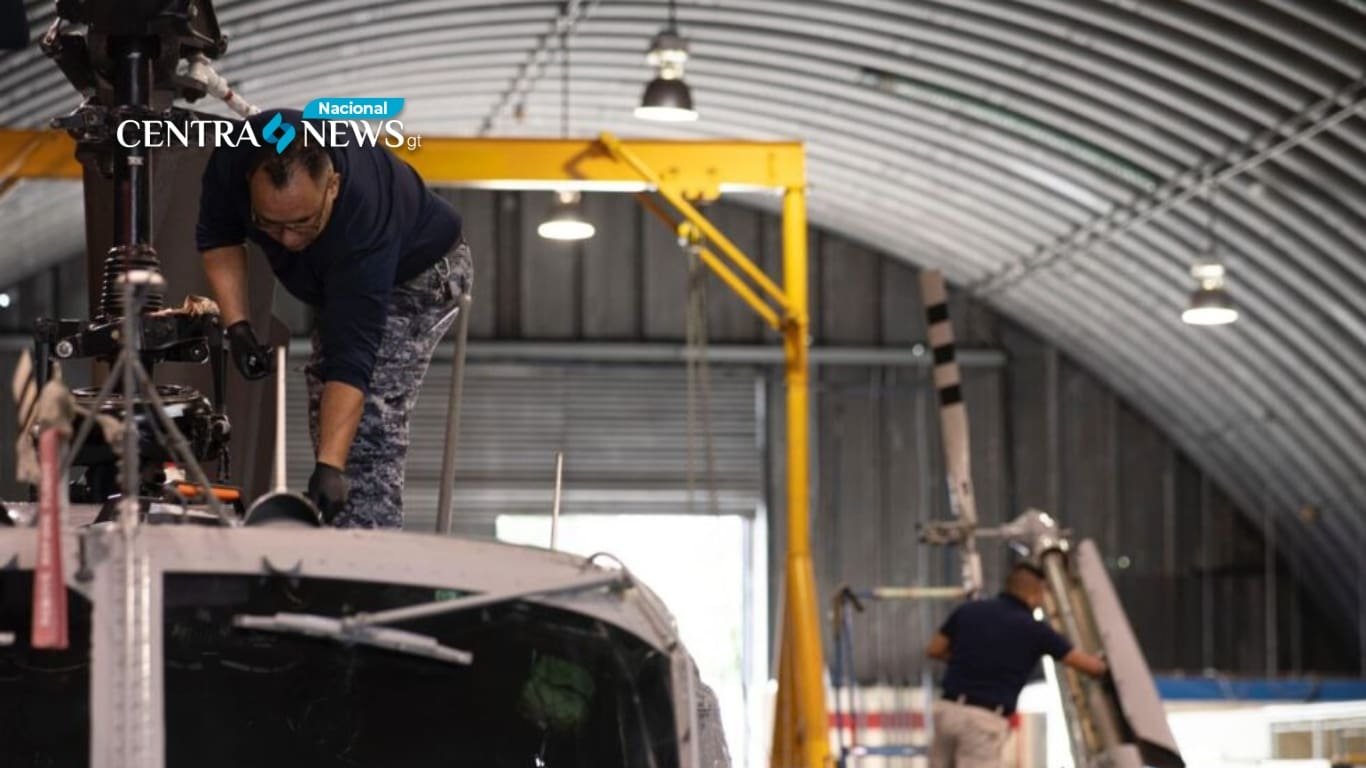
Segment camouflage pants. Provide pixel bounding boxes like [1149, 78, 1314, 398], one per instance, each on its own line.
[306, 242, 473, 528]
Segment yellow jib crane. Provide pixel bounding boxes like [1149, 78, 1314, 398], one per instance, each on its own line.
[0, 127, 832, 768]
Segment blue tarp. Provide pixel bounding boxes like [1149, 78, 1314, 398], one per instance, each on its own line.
[1155, 677, 1366, 702]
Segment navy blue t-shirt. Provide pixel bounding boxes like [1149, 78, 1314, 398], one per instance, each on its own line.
[195, 109, 461, 392]
[939, 594, 1073, 715]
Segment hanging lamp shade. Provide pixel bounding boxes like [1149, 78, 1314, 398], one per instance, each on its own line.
[1181, 261, 1238, 326]
[635, 76, 698, 121]
[635, 30, 698, 122]
[1181, 287, 1238, 326]
[538, 190, 595, 241]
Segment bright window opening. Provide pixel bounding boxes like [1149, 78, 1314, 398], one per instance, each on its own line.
[497, 513, 768, 768]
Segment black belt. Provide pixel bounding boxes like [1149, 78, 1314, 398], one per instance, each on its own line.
[942, 692, 1007, 717]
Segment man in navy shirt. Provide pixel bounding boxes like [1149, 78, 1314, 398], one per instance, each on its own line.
[196, 109, 471, 527]
[925, 562, 1107, 768]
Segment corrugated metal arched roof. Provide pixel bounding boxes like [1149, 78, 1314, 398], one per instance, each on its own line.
[2, 0, 1365, 630]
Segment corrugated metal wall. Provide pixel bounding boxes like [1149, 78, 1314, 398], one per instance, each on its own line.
[793, 226, 1356, 679]
[0, 189, 1355, 675]
[283, 361, 764, 534]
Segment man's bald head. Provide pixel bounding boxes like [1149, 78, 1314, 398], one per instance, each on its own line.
[1006, 562, 1048, 608]
[246, 140, 339, 252]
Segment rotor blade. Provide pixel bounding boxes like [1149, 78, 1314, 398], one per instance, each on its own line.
[1073, 540, 1185, 768]
[919, 270, 978, 527]
[920, 270, 983, 595]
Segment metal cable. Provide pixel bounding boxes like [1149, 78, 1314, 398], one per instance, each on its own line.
[683, 236, 719, 516]
[973, 73, 1366, 295]
[1203, 169, 1218, 259]
[477, 0, 599, 136]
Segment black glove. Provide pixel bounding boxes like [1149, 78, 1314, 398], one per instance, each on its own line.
[307, 462, 349, 524]
[225, 321, 274, 380]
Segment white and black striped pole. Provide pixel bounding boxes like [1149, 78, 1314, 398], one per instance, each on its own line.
[919, 270, 983, 598]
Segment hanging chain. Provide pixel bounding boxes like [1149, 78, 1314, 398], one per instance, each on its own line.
[683, 226, 719, 516]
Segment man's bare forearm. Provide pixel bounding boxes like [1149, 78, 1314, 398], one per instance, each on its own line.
[1061, 649, 1108, 678]
[925, 632, 951, 662]
[317, 380, 364, 468]
[202, 245, 251, 326]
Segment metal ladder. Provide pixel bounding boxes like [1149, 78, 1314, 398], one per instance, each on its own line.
[831, 585, 960, 767]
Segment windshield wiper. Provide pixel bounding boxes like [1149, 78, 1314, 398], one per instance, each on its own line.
[233, 613, 473, 665]
[345, 570, 629, 629]
[232, 569, 630, 665]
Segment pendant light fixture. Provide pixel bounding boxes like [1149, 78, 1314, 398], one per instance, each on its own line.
[538, 189, 596, 241]
[1182, 263, 1238, 326]
[539, 12, 595, 241]
[1181, 175, 1238, 326]
[635, 0, 698, 122]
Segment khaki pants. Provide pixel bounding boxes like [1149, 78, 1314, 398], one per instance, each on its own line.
[929, 699, 1010, 768]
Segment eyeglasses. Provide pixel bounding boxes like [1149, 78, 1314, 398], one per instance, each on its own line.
[251, 175, 338, 236]
[251, 198, 328, 235]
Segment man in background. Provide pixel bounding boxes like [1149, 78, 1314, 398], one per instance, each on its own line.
[925, 562, 1108, 768]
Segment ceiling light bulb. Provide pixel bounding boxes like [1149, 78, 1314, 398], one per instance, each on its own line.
[1190, 261, 1227, 287]
[645, 31, 689, 69]
[538, 218, 596, 241]
[538, 190, 595, 241]
[1182, 287, 1239, 326]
